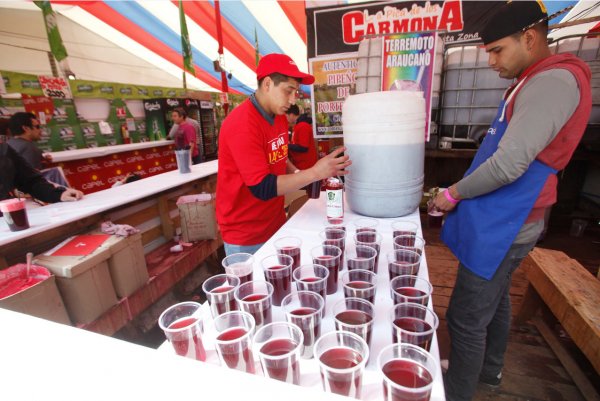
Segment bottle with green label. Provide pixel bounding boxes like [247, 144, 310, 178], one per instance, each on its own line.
[326, 177, 344, 224]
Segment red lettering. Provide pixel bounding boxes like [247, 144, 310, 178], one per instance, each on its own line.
[393, 19, 409, 33]
[410, 18, 422, 31]
[439, 0, 464, 32]
[366, 21, 376, 35]
[378, 20, 391, 34]
[342, 11, 364, 44]
[422, 16, 437, 31]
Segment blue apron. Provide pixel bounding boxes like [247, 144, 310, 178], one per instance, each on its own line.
[441, 81, 557, 280]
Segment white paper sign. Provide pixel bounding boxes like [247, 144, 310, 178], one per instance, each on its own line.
[38, 75, 72, 99]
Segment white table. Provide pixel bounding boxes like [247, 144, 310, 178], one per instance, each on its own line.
[159, 198, 446, 401]
[0, 160, 218, 246]
[48, 140, 174, 162]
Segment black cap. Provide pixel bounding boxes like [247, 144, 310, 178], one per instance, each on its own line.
[481, 1, 548, 45]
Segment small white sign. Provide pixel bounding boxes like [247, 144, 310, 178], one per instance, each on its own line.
[98, 121, 113, 135]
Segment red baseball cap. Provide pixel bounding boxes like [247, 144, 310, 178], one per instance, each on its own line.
[256, 53, 315, 85]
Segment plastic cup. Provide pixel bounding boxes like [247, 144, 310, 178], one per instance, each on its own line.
[202, 274, 240, 318]
[293, 264, 329, 306]
[310, 244, 342, 295]
[333, 297, 375, 348]
[393, 234, 426, 256]
[314, 331, 370, 398]
[281, 291, 324, 359]
[213, 311, 256, 373]
[390, 220, 418, 241]
[222, 253, 254, 284]
[390, 275, 433, 306]
[319, 228, 346, 270]
[378, 343, 437, 401]
[0, 199, 29, 232]
[390, 303, 439, 351]
[428, 210, 444, 229]
[346, 244, 378, 272]
[354, 231, 382, 272]
[234, 280, 274, 329]
[342, 269, 377, 304]
[261, 254, 293, 306]
[158, 301, 206, 361]
[254, 322, 304, 384]
[306, 180, 321, 199]
[273, 236, 302, 271]
[387, 249, 422, 279]
[324, 220, 346, 233]
[352, 217, 379, 234]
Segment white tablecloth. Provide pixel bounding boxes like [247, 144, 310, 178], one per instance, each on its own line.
[159, 198, 446, 401]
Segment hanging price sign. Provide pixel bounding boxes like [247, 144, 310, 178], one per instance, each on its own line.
[38, 75, 72, 99]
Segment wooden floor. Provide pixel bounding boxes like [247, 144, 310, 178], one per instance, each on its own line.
[423, 219, 600, 401]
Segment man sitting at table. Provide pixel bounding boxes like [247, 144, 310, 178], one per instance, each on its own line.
[216, 53, 351, 256]
[7, 112, 70, 188]
[0, 142, 83, 203]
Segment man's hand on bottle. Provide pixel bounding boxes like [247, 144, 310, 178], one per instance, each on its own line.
[312, 146, 351, 180]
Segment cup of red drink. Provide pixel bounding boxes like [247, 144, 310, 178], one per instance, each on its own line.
[333, 297, 375, 349]
[310, 244, 342, 295]
[390, 303, 439, 351]
[390, 275, 433, 307]
[253, 322, 304, 384]
[0, 198, 30, 232]
[293, 264, 329, 309]
[281, 291, 324, 359]
[202, 274, 240, 318]
[390, 220, 418, 242]
[213, 311, 256, 374]
[354, 231, 382, 272]
[346, 244, 377, 272]
[222, 253, 254, 284]
[428, 210, 444, 229]
[319, 228, 346, 269]
[260, 254, 293, 307]
[393, 234, 426, 256]
[158, 301, 206, 361]
[342, 269, 377, 304]
[387, 249, 421, 280]
[234, 280, 274, 329]
[305, 180, 322, 199]
[314, 331, 370, 398]
[352, 217, 379, 234]
[378, 343, 437, 401]
[273, 236, 302, 272]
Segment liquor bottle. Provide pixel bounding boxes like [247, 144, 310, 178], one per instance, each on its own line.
[325, 177, 344, 224]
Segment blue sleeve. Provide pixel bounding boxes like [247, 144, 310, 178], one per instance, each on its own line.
[248, 174, 278, 200]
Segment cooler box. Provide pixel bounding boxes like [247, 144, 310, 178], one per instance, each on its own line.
[0, 264, 71, 325]
[34, 236, 118, 325]
[90, 230, 149, 298]
[177, 193, 218, 242]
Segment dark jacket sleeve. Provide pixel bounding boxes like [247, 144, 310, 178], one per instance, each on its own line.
[1, 144, 65, 203]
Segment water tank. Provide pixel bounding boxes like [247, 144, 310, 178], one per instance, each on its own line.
[343, 91, 425, 217]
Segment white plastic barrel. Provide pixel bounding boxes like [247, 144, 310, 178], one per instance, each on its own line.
[342, 91, 425, 217]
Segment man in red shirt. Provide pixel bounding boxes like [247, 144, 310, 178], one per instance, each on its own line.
[289, 110, 318, 170]
[171, 108, 199, 164]
[217, 53, 351, 255]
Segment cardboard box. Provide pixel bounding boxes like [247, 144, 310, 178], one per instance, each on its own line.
[0, 274, 71, 326]
[34, 244, 118, 325]
[177, 193, 217, 242]
[91, 230, 149, 298]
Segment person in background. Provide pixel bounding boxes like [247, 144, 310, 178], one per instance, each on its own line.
[285, 104, 300, 141]
[430, 2, 592, 400]
[0, 142, 83, 202]
[169, 108, 203, 164]
[0, 118, 9, 143]
[7, 112, 70, 188]
[289, 110, 318, 170]
[217, 53, 351, 256]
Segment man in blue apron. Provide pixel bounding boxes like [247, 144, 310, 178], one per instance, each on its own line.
[430, 2, 592, 400]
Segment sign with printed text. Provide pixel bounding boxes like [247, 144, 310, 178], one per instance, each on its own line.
[381, 32, 437, 141]
[38, 75, 72, 99]
[309, 54, 358, 138]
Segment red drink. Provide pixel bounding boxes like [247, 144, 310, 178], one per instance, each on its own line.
[279, 247, 301, 271]
[264, 265, 291, 306]
[216, 327, 255, 373]
[290, 307, 321, 348]
[241, 293, 272, 328]
[347, 257, 371, 271]
[392, 287, 429, 306]
[0, 199, 29, 232]
[388, 261, 419, 279]
[344, 281, 375, 304]
[314, 255, 340, 295]
[393, 231, 416, 245]
[427, 211, 443, 229]
[335, 310, 373, 346]
[259, 338, 300, 384]
[306, 180, 321, 199]
[325, 178, 344, 224]
[209, 286, 238, 316]
[392, 317, 434, 350]
[382, 359, 433, 401]
[297, 276, 327, 300]
[168, 317, 206, 361]
[319, 347, 364, 397]
[237, 270, 253, 284]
